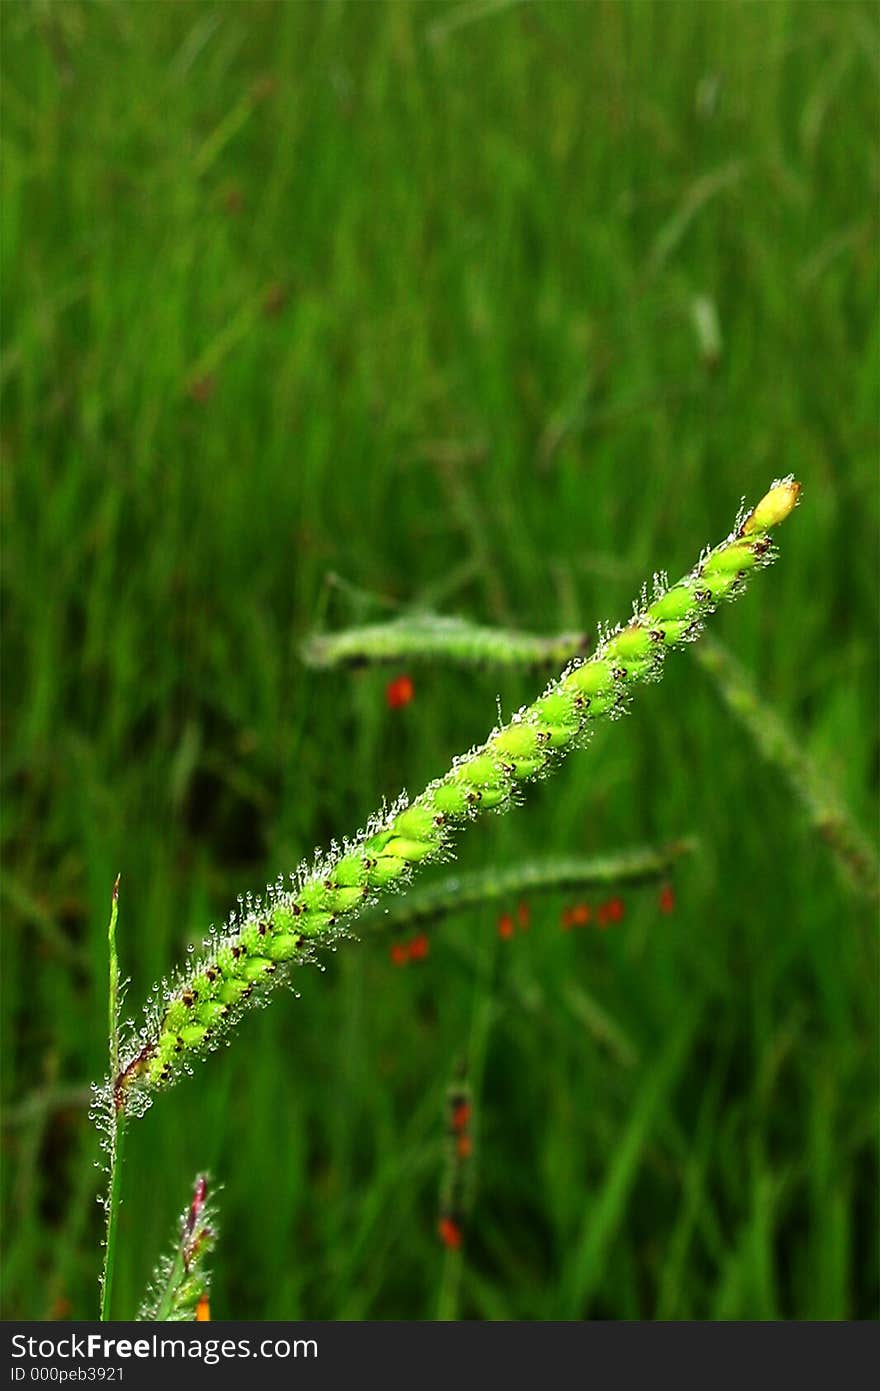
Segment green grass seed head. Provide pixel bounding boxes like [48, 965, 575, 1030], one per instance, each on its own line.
[111, 482, 800, 1112]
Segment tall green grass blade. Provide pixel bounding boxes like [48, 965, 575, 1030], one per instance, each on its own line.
[559, 1002, 702, 1316]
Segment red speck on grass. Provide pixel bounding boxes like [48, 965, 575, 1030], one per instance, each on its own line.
[452, 1102, 471, 1132]
[456, 1134, 472, 1159]
[596, 897, 625, 928]
[409, 933, 429, 961]
[390, 943, 408, 967]
[386, 674, 414, 709]
[517, 901, 531, 930]
[571, 903, 590, 927]
[659, 884, 676, 914]
[497, 913, 514, 940]
[438, 1217, 463, 1250]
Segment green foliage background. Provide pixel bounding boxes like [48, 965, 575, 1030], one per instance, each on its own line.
[2, 0, 877, 1320]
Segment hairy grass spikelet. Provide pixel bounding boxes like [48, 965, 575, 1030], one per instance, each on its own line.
[138, 1174, 217, 1322]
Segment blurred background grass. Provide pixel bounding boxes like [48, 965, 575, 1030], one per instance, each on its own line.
[1, 0, 878, 1320]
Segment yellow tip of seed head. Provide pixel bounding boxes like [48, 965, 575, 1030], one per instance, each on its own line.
[742, 478, 801, 534]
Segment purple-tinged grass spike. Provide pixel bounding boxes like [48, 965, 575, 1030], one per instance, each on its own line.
[138, 1173, 217, 1322]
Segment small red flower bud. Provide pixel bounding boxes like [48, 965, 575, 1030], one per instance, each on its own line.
[386, 674, 415, 709]
[659, 884, 676, 914]
[438, 1217, 463, 1250]
[452, 1102, 471, 1132]
[497, 913, 514, 940]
